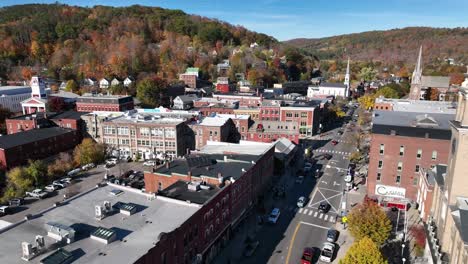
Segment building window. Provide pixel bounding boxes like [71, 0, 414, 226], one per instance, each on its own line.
[301, 112, 307, 118]
[432, 151, 437, 160]
[413, 177, 418, 186]
[158, 182, 163, 191]
[397, 162, 403, 172]
[378, 160, 383, 169]
[286, 112, 292, 118]
[417, 149, 422, 159]
[377, 172, 381, 181]
[103, 126, 116, 135]
[294, 112, 299, 117]
[117, 127, 129, 135]
[399, 146, 404, 156]
[379, 144, 384, 155]
[300, 121, 307, 126]
[415, 165, 420, 172]
[140, 127, 150, 136]
[396, 175, 401, 184]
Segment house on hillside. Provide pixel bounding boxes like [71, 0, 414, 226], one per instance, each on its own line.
[83, 78, 97, 86]
[123, 76, 134, 87]
[99, 78, 110, 89]
[111, 78, 122, 87]
[173, 94, 198, 110]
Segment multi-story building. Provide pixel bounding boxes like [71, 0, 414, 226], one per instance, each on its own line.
[374, 97, 457, 112]
[76, 94, 134, 112]
[428, 88, 468, 263]
[144, 141, 275, 263]
[307, 82, 348, 98]
[97, 111, 194, 160]
[212, 114, 251, 141]
[247, 120, 300, 144]
[188, 116, 239, 150]
[179, 73, 197, 89]
[367, 109, 453, 205]
[279, 101, 320, 137]
[416, 165, 446, 222]
[0, 127, 79, 169]
[259, 100, 281, 121]
[193, 97, 239, 108]
[211, 93, 261, 107]
[233, 107, 260, 121]
[197, 104, 236, 116]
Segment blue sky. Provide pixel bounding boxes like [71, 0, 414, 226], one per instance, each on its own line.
[1, 0, 468, 40]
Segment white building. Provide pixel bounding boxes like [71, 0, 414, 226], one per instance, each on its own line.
[99, 78, 110, 89]
[123, 77, 134, 87]
[307, 82, 348, 98]
[21, 76, 49, 114]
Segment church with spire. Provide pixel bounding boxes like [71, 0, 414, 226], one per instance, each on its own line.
[408, 46, 451, 101]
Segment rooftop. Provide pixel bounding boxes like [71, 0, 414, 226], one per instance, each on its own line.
[0, 185, 199, 264]
[374, 97, 457, 114]
[0, 127, 74, 150]
[105, 112, 186, 125]
[212, 113, 250, 120]
[426, 164, 447, 187]
[50, 111, 88, 120]
[190, 116, 230, 127]
[200, 140, 274, 156]
[372, 110, 454, 140]
[0, 86, 31, 96]
[158, 180, 220, 204]
[451, 197, 468, 244]
[318, 82, 347, 88]
[422, 76, 450, 88]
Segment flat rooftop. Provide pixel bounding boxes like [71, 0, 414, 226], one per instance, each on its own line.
[212, 113, 250, 120]
[190, 116, 230, 127]
[106, 112, 185, 125]
[372, 110, 454, 140]
[374, 97, 457, 114]
[0, 127, 74, 150]
[0, 86, 31, 96]
[0, 185, 199, 264]
[158, 180, 220, 204]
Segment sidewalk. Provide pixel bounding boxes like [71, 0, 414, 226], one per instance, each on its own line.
[333, 180, 367, 262]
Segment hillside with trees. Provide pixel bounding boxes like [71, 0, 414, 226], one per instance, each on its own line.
[0, 4, 319, 90]
[285, 27, 468, 65]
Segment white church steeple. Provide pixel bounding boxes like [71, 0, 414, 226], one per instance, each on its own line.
[30, 76, 47, 99]
[344, 57, 350, 97]
[409, 46, 423, 100]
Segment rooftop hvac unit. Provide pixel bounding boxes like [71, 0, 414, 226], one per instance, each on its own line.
[22, 242, 33, 260]
[95, 205, 103, 220]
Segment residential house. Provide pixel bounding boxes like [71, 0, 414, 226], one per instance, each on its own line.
[99, 78, 110, 89]
[172, 94, 198, 110]
[123, 76, 134, 87]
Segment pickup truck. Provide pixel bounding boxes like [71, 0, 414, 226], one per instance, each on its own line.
[26, 189, 48, 199]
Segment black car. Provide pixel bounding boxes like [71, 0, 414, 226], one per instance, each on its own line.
[318, 202, 331, 213]
[324, 154, 332, 160]
[326, 228, 338, 242]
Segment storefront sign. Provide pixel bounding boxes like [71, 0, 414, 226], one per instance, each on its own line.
[375, 184, 406, 198]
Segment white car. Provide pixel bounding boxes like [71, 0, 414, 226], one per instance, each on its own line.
[268, 208, 281, 224]
[297, 196, 306, 208]
[45, 185, 57, 192]
[106, 158, 118, 165]
[320, 242, 335, 263]
[143, 160, 156, 166]
[81, 163, 95, 171]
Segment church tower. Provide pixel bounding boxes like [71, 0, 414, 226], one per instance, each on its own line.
[344, 57, 350, 97]
[30, 76, 47, 99]
[409, 46, 423, 100]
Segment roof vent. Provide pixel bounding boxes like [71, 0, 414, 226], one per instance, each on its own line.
[188, 181, 201, 191]
[90, 227, 117, 244]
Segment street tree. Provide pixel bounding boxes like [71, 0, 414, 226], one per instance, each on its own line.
[48, 152, 74, 178]
[73, 138, 106, 166]
[65, 79, 78, 92]
[424, 87, 440, 101]
[339, 236, 387, 264]
[357, 94, 376, 110]
[6, 167, 34, 197]
[375, 86, 399, 99]
[348, 200, 392, 246]
[25, 160, 48, 187]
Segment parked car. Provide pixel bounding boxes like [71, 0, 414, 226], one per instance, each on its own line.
[0, 206, 11, 216]
[26, 189, 48, 199]
[337, 130, 343, 135]
[106, 158, 118, 165]
[301, 247, 315, 264]
[331, 140, 338, 145]
[304, 163, 312, 172]
[318, 202, 331, 213]
[81, 163, 95, 171]
[326, 228, 338, 242]
[143, 160, 156, 166]
[53, 180, 66, 189]
[268, 208, 281, 224]
[67, 168, 82, 177]
[314, 169, 321, 179]
[320, 242, 335, 262]
[296, 176, 304, 184]
[324, 154, 332, 160]
[60, 178, 73, 184]
[297, 196, 307, 208]
[8, 198, 24, 207]
[45, 185, 58, 192]
[120, 155, 132, 162]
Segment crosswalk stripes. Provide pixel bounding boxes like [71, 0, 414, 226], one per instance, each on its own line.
[308, 210, 313, 216]
[324, 215, 329, 221]
[303, 209, 309, 215]
[314, 211, 318, 217]
[292, 206, 337, 223]
[299, 208, 303, 213]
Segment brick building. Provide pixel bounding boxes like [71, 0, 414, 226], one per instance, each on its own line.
[188, 116, 240, 150]
[247, 120, 300, 144]
[193, 97, 239, 108]
[0, 127, 79, 169]
[211, 93, 261, 107]
[259, 100, 281, 121]
[197, 105, 236, 117]
[97, 111, 194, 160]
[367, 110, 453, 204]
[279, 102, 320, 137]
[374, 96, 457, 112]
[212, 114, 251, 141]
[233, 107, 260, 121]
[416, 165, 446, 222]
[6, 111, 87, 138]
[76, 94, 134, 112]
[144, 141, 275, 263]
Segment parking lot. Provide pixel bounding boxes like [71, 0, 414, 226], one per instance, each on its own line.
[0, 161, 146, 224]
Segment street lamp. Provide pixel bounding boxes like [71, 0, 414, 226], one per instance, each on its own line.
[401, 243, 406, 257]
[402, 257, 406, 264]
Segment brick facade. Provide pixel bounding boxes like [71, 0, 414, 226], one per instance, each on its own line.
[76, 95, 134, 112]
[367, 133, 449, 202]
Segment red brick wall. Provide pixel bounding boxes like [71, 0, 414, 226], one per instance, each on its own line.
[216, 84, 230, 93]
[5, 119, 37, 134]
[76, 102, 134, 112]
[248, 133, 299, 144]
[260, 106, 280, 121]
[198, 107, 235, 116]
[374, 102, 393, 111]
[367, 133, 449, 202]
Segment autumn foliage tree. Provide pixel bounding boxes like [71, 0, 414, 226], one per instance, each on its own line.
[73, 138, 106, 166]
[136, 77, 168, 108]
[339, 237, 387, 264]
[348, 200, 392, 246]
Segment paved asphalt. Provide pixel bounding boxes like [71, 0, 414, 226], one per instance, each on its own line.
[237, 108, 360, 264]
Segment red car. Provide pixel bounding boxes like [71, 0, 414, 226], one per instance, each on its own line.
[331, 140, 338, 145]
[301, 247, 315, 264]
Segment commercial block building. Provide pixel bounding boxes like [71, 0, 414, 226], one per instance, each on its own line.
[97, 111, 194, 160]
[367, 110, 453, 205]
[279, 101, 320, 137]
[188, 116, 240, 150]
[76, 94, 134, 112]
[247, 120, 300, 144]
[0, 127, 79, 169]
